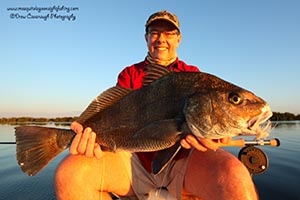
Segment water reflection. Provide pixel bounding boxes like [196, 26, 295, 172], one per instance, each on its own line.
[272, 120, 300, 128]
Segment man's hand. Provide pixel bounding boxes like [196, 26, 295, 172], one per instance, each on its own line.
[181, 135, 231, 151]
[69, 122, 103, 159]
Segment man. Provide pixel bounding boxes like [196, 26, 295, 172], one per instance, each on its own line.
[55, 10, 258, 200]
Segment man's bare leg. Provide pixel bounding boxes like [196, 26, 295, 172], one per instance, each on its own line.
[55, 152, 135, 200]
[183, 148, 258, 200]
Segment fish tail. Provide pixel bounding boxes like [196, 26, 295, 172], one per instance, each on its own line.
[15, 125, 75, 176]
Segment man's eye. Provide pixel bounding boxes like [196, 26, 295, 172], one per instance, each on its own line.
[150, 31, 159, 36]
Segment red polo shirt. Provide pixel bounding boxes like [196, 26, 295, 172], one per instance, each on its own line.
[117, 58, 200, 172]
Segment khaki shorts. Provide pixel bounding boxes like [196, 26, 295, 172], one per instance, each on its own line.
[117, 150, 192, 200]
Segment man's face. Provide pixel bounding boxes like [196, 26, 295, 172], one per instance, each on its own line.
[145, 20, 181, 61]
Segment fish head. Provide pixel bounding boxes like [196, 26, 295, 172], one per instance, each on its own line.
[184, 73, 273, 139]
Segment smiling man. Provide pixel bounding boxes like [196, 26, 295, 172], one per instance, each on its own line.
[55, 10, 258, 200]
[145, 12, 181, 65]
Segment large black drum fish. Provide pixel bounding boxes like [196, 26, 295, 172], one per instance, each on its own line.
[15, 64, 272, 176]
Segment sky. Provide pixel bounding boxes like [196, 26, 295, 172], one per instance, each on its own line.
[0, 0, 299, 117]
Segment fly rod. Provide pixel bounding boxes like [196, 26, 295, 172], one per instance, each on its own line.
[0, 138, 280, 146]
[0, 142, 16, 144]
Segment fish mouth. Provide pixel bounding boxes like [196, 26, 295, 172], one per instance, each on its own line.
[245, 106, 273, 139]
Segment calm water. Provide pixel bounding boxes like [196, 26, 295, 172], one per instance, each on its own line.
[0, 122, 299, 200]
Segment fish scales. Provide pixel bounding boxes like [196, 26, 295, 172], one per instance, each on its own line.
[83, 73, 198, 151]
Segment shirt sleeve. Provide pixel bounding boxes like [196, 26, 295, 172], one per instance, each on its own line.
[187, 65, 200, 72]
[116, 66, 132, 89]
[174, 60, 200, 72]
[182, 63, 200, 72]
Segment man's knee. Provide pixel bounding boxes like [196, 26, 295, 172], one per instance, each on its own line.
[55, 153, 135, 198]
[204, 149, 253, 184]
[211, 150, 258, 199]
[184, 149, 258, 199]
[55, 155, 108, 199]
[220, 153, 252, 181]
[55, 154, 102, 182]
[55, 155, 83, 190]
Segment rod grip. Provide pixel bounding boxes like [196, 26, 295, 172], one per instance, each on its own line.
[270, 138, 280, 147]
[219, 138, 280, 147]
[219, 139, 245, 147]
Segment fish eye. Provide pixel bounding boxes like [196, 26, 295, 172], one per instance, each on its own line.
[228, 92, 243, 105]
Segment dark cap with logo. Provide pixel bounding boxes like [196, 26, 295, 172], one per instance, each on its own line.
[145, 10, 180, 32]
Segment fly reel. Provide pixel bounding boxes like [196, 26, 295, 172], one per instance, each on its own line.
[238, 146, 269, 174]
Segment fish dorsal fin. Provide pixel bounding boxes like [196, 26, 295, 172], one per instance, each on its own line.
[77, 86, 133, 124]
[142, 64, 172, 87]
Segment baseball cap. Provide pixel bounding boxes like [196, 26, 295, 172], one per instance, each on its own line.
[145, 10, 180, 32]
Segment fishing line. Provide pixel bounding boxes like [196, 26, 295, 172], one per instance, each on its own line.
[153, 159, 174, 199]
[100, 156, 105, 200]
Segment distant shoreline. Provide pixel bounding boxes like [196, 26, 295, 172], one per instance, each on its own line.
[0, 116, 78, 124]
[0, 112, 299, 124]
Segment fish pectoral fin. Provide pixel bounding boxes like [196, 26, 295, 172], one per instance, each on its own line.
[133, 119, 182, 140]
[152, 142, 182, 174]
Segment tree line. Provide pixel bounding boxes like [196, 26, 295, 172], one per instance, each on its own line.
[0, 112, 299, 124]
[270, 112, 300, 121]
[0, 116, 78, 124]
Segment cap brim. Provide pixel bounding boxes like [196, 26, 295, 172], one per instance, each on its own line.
[146, 18, 180, 31]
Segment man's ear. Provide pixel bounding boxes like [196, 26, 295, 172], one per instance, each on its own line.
[177, 34, 182, 44]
